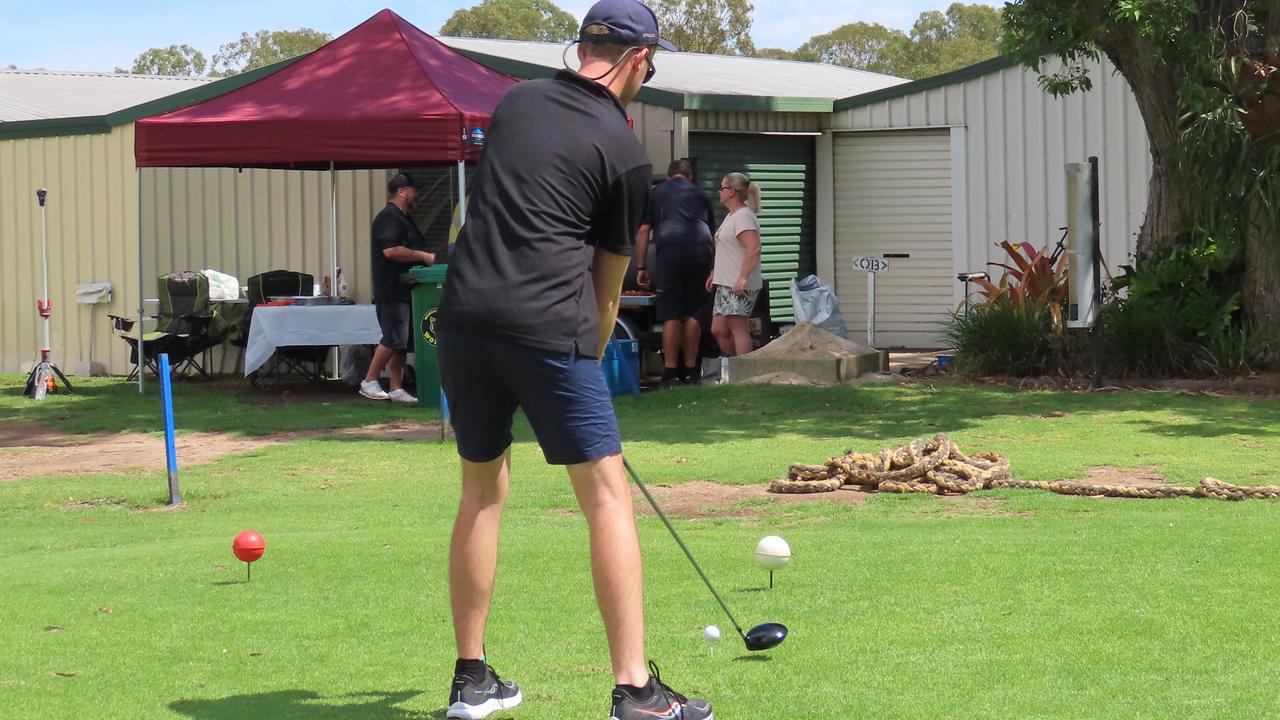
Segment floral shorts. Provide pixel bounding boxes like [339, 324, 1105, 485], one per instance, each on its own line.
[712, 284, 759, 317]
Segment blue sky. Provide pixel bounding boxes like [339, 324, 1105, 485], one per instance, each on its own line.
[0, 1, 999, 72]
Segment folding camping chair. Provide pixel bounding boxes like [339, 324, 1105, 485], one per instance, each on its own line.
[108, 271, 214, 380]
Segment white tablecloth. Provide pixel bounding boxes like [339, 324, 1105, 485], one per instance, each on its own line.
[244, 304, 381, 376]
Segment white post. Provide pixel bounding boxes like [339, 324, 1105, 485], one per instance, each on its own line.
[329, 162, 338, 283]
[330, 162, 339, 378]
[136, 168, 145, 393]
[866, 271, 876, 348]
[457, 160, 467, 226]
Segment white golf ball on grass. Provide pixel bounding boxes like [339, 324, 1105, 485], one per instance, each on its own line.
[754, 535, 792, 570]
[703, 625, 721, 642]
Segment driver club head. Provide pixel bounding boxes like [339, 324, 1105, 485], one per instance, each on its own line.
[743, 622, 788, 651]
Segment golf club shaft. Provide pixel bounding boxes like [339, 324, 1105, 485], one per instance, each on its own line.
[621, 457, 747, 640]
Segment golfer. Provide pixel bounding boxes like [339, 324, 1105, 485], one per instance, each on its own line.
[435, 1, 713, 718]
[635, 159, 716, 385]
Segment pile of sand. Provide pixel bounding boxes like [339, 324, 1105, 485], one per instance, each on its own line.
[746, 322, 874, 359]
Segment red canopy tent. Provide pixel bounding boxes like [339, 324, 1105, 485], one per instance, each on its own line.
[128, 9, 518, 388]
[134, 8, 517, 169]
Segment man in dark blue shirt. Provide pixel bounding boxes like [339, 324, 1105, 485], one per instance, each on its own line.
[635, 159, 715, 384]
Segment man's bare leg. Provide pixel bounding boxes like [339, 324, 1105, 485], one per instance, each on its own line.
[387, 349, 406, 391]
[567, 453, 649, 687]
[450, 449, 511, 660]
[365, 344, 396, 384]
[661, 319, 682, 375]
[681, 317, 700, 372]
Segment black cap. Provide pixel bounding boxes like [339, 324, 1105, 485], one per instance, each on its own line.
[387, 173, 415, 194]
[579, 0, 677, 51]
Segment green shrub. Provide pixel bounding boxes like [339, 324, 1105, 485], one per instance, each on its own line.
[946, 299, 1055, 376]
[1101, 236, 1255, 376]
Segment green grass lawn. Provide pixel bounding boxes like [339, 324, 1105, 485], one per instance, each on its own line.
[2, 376, 1280, 719]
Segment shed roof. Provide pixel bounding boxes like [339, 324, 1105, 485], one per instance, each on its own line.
[440, 36, 907, 112]
[0, 70, 213, 122]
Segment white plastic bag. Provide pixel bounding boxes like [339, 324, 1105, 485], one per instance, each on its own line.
[789, 274, 848, 338]
[203, 268, 240, 302]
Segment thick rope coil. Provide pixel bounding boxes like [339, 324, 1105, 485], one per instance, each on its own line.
[767, 436, 1280, 502]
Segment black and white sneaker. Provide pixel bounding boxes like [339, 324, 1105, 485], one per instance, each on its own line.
[609, 662, 713, 720]
[446, 663, 522, 719]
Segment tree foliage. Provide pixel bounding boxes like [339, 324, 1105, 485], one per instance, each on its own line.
[440, 0, 578, 42]
[781, 4, 1002, 79]
[210, 28, 332, 76]
[892, 3, 1004, 78]
[130, 44, 207, 76]
[652, 0, 755, 55]
[796, 22, 905, 75]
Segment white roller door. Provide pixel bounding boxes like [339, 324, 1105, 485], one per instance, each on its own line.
[834, 130, 954, 349]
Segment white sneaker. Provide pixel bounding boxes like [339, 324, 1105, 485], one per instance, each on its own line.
[388, 388, 418, 404]
[359, 379, 390, 400]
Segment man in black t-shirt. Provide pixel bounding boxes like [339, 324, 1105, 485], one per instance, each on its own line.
[635, 159, 715, 385]
[360, 173, 435, 403]
[435, 2, 713, 719]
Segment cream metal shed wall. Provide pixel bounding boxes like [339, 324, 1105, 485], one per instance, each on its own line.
[0, 123, 390, 377]
[820, 57, 1152, 347]
[1, 125, 140, 377]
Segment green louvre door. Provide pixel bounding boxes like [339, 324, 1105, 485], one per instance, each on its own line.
[688, 133, 816, 323]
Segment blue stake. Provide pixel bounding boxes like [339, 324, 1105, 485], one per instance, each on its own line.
[440, 387, 451, 441]
[158, 353, 181, 505]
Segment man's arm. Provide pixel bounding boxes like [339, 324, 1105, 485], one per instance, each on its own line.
[593, 248, 631, 359]
[634, 224, 651, 288]
[383, 246, 435, 264]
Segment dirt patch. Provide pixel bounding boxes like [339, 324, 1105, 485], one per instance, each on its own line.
[0, 420, 445, 481]
[297, 420, 446, 442]
[1078, 465, 1167, 487]
[629, 481, 870, 519]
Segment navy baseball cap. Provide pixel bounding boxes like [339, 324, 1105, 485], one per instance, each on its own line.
[579, 0, 677, 51]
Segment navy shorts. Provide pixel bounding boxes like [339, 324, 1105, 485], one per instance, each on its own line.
[437, 327, 621, 465]
[375, 301, 411, 350]
[655, 261, 711, 323]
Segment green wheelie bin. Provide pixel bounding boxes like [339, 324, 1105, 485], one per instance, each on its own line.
[408, 264, 448, 408]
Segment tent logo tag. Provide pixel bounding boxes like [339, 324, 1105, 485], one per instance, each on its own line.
[469, 128, 487, 146]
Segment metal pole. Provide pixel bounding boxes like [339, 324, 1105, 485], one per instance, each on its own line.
[457, 161, 467, 225]
[159, 353, 181, 505]
[136, 168, 145, 393]
[39, 196, 50, 354]
[866, 271, 876, 348]
[330, 162, 339, 378]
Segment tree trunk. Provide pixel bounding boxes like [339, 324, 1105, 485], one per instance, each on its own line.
[1098, 33, 1188, 257]
[1134, 152, 1186, 259]
[1243, 197, 1280, 340]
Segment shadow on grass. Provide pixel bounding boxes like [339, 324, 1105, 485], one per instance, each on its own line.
[170, 689, 431, 719]
[612, 382, 1280, 444]
[3, 376, 1279, 446]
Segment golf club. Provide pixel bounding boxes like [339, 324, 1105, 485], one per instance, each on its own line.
[621, 456, 788, 652]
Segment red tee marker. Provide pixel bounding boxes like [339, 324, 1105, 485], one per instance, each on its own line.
[232, 530, 265, 581]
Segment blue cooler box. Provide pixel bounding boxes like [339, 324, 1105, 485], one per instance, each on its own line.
[602, 338, 640, 396]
